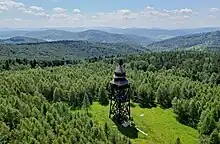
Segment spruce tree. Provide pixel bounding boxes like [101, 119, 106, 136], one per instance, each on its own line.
[209, 129, 220, 144]
[175, 137, 181, 144]
[82, 93, 90, 112]
[98, 87, 109, 106]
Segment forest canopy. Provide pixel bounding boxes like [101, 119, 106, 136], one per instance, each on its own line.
[1, 51, 220, 143]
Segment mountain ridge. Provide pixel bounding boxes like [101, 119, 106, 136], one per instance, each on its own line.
[146, 30, 220, 51]
[0, 36, 46, 44]
[1, 27, 220, 43]
[0, 29, 154, 45]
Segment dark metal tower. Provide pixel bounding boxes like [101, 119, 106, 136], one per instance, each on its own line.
[109, 59, 131, 123]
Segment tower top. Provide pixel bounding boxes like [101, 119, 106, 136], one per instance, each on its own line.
[110, 59, 129, 87]
[119, 59, 123, 66]
[115, 59, 126, 76]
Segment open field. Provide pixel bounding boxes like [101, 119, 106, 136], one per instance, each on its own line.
[91, 102, 199, 144]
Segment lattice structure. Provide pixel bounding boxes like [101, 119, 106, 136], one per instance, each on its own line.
[109, 60, 131, 123]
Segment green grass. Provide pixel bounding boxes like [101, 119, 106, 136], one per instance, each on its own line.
[90, 102, 199, 144]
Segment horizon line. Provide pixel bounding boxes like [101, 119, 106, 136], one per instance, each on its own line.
[0, 26, 220, 31]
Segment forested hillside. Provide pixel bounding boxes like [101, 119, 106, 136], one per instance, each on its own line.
[71, 30, 154, 45]
[102, 27, 220, 40]
[147, 31, 220, 51]
[0, 29, 154, 45]
[1, 51, 220, 143]
[0, 40, 149, 60]
[2, 27, 220, 41]
[0, 36, 46, 44]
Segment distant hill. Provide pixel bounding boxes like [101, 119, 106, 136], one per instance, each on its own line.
[117, 28, 188, 40]
[74, 30, 154, 45]
[1, 27, 220, 44]
[0, 40, 150, 60]
[0, 36, 46, 44]
[146, 31, 220, 51]
[23, 29, 154, 45]
[102, 27, 220, 40]
[0, 31, 28, 39]
[24, 29, 75, 41]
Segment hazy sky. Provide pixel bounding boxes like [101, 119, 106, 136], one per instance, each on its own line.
[0, 0, 220, 29]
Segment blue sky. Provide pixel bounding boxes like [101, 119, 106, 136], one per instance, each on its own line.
[18, 0, 220, 11]
[0, 0, 220, 28]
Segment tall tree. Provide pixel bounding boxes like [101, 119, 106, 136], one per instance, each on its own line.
[82, 93, 90, 112]
[98, 87, 109, 106]
[209, 129, 220, 144]
[175, 137, 181, 144]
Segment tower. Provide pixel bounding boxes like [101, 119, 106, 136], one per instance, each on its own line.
[109, 59, 131, 124]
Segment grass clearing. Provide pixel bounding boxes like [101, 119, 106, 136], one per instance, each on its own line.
[90, 102, 199, 144]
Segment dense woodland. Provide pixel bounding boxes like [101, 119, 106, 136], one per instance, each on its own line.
[1, 51, 220, 143]
[0, 62, 131, 144]
[0, 41, 147, 60]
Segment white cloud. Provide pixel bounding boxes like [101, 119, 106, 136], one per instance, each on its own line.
[117, 9, 131, 15]
[35, 12, 49, 17]
[0, 0, 24, 13]
[0, 5, 8, 12]
[51, 13, 68, 19]
[73, 8, 80, 13]
[145, 6, 154, 11]
[164, 8, 193, 15]
[0, 0, 48, 17]
[210, 8, 219, 12]
[22, 9, 49, 17]
[142, 7, 170, 18]
[88, 7, 195, 28]
[178, 8, 193, 14]
[51, 7, 70, 20]
[0, 0, 24, 8]
[19, 5, 49, 18]
[30, 6, 44, 11]
[0, 3, 220, 29]
[53, 7, 67, 13]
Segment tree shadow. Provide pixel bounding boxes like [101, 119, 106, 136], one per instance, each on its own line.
[158, 104, 171, 110]
[139, 103, 157, 109]
[99, 101, 109, 106]
[130, 102, 136, 108]
[112, 119, 138, 139]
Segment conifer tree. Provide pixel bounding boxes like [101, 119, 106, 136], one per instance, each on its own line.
[98, 87, 109, 105]
[175, 137, 181, 144]
[82, 93, 90, 112]
[209, 129, 220, 144]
